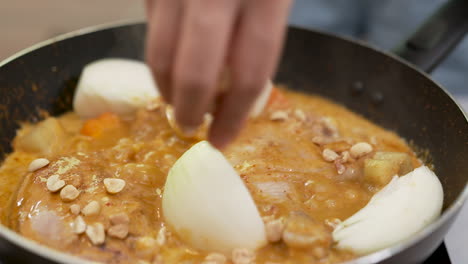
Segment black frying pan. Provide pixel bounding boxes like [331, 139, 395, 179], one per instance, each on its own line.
[0, 0, 467, 263]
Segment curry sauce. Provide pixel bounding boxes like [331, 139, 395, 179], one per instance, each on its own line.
[0, 88, 420, 263]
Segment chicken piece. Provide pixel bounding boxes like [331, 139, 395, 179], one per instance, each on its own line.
[282, 212, 332, 253]
[28, 210, 77, 249]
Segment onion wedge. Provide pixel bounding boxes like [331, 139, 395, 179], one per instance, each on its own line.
[333, 166, 443, 254]
[162, 141, 267, 254]
[73, 58, 159, 118]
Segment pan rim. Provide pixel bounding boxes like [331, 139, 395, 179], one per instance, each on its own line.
[0, 20, 466, 264]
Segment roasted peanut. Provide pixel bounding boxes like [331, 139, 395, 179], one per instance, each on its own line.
[46, 175, 65, 192]
[109, 212, 130, 225]
[72, 215, 86, 234]
[28, 158, 50, 172]
[82, 201, 101, 216]
[85, 223, 105, 245]
[60, 185, 80, 201]
[264, 218, 285, 242]
[350, 142, 373, 158]
[322, 149, 339, 162]
[108, 224, 129, 239]
[270, 110, 288, 121]
[104, 178, 126, 194]
[70, 204, 81, 215]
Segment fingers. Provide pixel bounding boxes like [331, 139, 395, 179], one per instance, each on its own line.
[145, 0, 183, 103]
[172, 0, 239, 132]
[145, 0, 155, 20]
[145, 0, 292, 147]
[209, 0, 292, 148]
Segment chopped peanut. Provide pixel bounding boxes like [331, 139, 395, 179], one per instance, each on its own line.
[202, 253, 227, 264]
[322, 149, 339, 162]
[108, 224, 129, 239]
[312, 136, 334, 145]
[146, 99, 161, 111]
[264, 218, 285, 243]
[70, 204, 81, 215]
[340, 151, 351, 163]
[231, 248, 255, 264]
[60, 185, 80, 202]
[72, 215, 86, 234]
[46, 175, 65, 192]
[82, 201, 101, 216]
[335, 162, 346, 175]
[104, 178, 126, 194]
[294, 109, 306, 121]
[156, 226, 166, 246]
[85, 223, 105, 245]
[110, 212, 130, 225]
[312, 117, 339, 139]
[350, 142, 373, 158]
[323, 140, 352, 153]
[270, 110, 288, 121]
[324, 218, 342, 230]
[28, 158, 50, 172]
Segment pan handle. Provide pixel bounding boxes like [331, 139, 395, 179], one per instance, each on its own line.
[393, 0, 468, 73]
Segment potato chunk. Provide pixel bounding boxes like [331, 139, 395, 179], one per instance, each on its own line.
[364, 152, 413, 186]
[14, 118, 67, 156]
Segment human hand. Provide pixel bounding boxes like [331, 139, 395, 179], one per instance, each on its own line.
[145, 0, 293, 148]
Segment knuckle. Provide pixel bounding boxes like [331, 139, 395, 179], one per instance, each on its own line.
[236, 78, 265, 98]
[176, 71, 212, 94]
[146, 42, 173, 78]
[213, 119, 241, 139]
[147, 53, 171, 78]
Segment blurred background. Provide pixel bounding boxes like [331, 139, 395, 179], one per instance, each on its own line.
[0, 1, 466, 262]
[1, 0, 466, 96]
[0, 0, 144, 60]
[290, 0, 468, 97]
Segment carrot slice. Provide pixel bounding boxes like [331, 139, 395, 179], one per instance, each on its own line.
[80, 112, 121, 138]
[267, 87, 289, 108]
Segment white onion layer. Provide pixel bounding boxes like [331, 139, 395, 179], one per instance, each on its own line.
[73, 58, 159, 118]
[333, 166, 443, 254]
[162, 141, 267, 254]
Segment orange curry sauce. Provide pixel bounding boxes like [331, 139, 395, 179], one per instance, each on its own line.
[0, 88, 419, 263]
